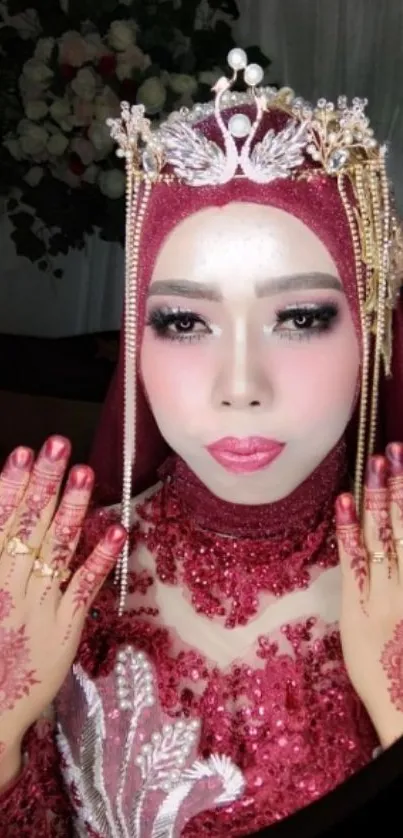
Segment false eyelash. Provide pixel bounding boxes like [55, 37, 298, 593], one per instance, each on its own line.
[275, 302, 338, 323]
[146, 307, 210, 342]
[274, 302, 339, 333]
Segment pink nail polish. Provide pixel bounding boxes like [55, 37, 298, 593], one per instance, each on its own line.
[10, 447, 34, 469]
[105, 525, 127, 552]
[365, 455, 387, 489]
[335, 493, 358, 525]
[68, 465, 94, 491]
[386, 442, 403, 476]
[44, 436, 71, 462]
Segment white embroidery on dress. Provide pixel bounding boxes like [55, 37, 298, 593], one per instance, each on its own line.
[56, 647, 244, 838]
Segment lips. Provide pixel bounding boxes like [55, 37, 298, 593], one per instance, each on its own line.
[206, 437, 285, 474]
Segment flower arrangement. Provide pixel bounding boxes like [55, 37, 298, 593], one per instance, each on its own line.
[0, 0, 271, 276]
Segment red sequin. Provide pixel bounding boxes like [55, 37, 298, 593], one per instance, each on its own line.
[141, 448, 344, 627]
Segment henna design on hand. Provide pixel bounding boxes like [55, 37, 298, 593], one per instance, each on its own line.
[338, 525, 368, 595]
[364, 488, 393, 547]
[72, 553, 116, 613]
[0, 449, 33, 532]
[51, 501, 85, 568]
[72, 525, 126, 613]
[389, 477, 403, 525]
[15, 437, 70, 541]
[0, 623, 38, 713]
[335, 494, 368, 605]
[50, 467, 94, 570]
[386, 444, 403, 525]
[0, 589, 13, 621]
[380, 620, 403, 712]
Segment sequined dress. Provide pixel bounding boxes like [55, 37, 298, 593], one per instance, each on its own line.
[0, 443, 379, 837]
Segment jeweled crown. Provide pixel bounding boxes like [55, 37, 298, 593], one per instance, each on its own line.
[107, 47, 381, 186]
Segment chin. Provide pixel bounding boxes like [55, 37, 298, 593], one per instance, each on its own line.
[191, 457, 302, 506]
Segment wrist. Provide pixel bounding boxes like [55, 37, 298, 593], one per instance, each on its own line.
[0, 742, 23, 792]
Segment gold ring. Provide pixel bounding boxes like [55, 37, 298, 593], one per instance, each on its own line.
[6, 536, 36, 558]
[32, 559, 71, 583]
[369, 551, 388, 564]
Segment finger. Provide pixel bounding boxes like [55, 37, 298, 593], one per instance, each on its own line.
[39, 465, 94, 575]
[363, 456, 396, 590]
[0, 447, 34, 552]
[5, 436, 71, 581]
[386, 442, 403, 580]
[335, 493, 368, 606]
[27, 465, 95, 602]
[58, 524, 127, 639]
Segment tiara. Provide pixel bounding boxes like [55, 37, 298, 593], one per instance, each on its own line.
[107, 47, 382, 186]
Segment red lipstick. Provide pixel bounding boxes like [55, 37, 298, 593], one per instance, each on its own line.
[206, 437, 285, 474]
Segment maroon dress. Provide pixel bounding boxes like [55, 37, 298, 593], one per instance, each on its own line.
[0, 442, 381, 837]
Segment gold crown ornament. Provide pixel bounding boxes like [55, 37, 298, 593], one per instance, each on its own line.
[107, 48, 403, 612]
[107, 47, 380, 185]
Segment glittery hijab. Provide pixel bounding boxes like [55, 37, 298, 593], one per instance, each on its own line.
[90, 109, 401, 480]
[90, 89, 403, 612]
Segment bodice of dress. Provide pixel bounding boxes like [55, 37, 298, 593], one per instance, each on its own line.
[55, 443, 379, 837]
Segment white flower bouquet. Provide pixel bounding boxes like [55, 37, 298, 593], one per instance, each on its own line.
[0, 0, 270, 275]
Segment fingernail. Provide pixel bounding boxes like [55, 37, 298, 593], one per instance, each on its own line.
[365, 455, 388, 489]
[104, 524, 127, 552]
[67, 465, 94, 491]
[44, 435, 71, 462]
[386, 442, 403, 476]
[335, 493, 358, 525]
[10, 447, 34, 469]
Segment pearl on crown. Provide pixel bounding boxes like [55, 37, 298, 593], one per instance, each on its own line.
[227, 47, 248, 71]
[228, 113, 252, 138]
[244, 63, 264, 87]
[226, 48, 264, 90]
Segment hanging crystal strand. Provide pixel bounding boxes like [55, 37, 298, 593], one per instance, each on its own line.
[115, 160, 138, 590]
[367, 150, 390, 458]
[118, 177, 152, 616]
[379, 150, 393, 375]
[354, 166, 375, 511]
[337, 171, 370, 514]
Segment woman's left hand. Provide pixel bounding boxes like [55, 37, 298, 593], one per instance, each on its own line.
[336, 442, 403, 748]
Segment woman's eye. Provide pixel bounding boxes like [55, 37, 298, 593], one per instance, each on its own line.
[274, 304, 339, 338]
[289, 313, 317, 329]
[146, 309, 211, 341]
[173, 314, 203, 333]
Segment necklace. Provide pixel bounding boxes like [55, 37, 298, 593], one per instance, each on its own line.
[138, 442, 346, 627]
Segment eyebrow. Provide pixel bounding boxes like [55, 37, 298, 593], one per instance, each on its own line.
[147, 273, 343, 300]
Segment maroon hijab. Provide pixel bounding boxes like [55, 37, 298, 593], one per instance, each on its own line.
[90, 106, 403, 504]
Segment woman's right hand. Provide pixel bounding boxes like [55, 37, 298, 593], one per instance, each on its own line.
[0, 435, 127, 763]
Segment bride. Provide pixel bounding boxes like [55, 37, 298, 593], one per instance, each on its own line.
[1, 48, 403, 837]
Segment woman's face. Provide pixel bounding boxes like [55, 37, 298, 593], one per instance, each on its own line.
[141, 203, 360, 504]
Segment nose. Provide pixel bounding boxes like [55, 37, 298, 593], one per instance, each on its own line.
[212, 320, 274, 410]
